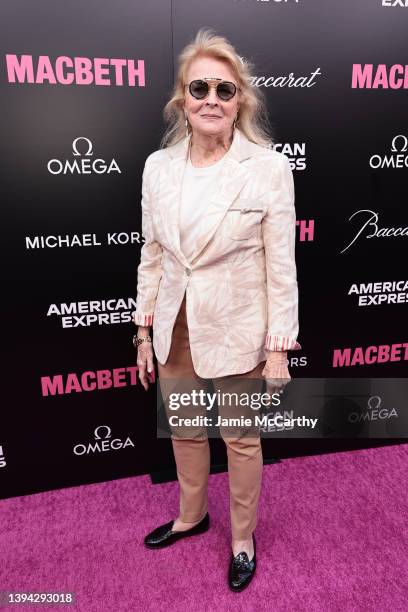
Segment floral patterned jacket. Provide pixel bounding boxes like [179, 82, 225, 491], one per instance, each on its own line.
[132, 127, 301, 377]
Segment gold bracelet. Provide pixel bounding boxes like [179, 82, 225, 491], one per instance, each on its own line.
[132, 334, 152, 348]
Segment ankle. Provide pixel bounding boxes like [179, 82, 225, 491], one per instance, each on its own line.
[232, 536, 254, 559]
[173, 516, 201, 531]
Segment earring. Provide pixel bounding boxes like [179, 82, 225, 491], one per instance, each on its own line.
[233, 114, 239, 131]
[185, 114, 189, 137]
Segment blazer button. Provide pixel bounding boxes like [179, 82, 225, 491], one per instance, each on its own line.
[185, 268, 192, 276]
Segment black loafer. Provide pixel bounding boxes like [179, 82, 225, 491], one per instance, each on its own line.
[228, 534, 256, 592]
[144, 512, 210, 549]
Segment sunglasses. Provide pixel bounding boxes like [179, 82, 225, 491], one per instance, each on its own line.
[186, 78, 239, 101]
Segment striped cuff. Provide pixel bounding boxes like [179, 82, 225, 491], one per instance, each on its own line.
[132, 311, 154, 326]
[264, 332, 302, 351]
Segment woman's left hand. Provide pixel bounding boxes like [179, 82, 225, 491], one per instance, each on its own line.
[262, 351, 291, 398]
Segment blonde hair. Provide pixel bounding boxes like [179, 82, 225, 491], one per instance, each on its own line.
[160, 28, 274, 149]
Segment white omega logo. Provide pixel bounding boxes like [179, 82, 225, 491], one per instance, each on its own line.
[72, 136, 93, 156]
[390, 134, 408, 153]
[367, 396, 381, 411]
[94, 425, 112, 440]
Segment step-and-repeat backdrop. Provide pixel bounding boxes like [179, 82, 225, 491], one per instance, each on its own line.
[1, 0, 407, 499]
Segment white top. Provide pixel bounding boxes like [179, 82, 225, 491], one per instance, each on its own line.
[179, 151, 228, 261]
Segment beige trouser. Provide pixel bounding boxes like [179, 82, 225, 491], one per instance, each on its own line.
[157, 293, 265, 540]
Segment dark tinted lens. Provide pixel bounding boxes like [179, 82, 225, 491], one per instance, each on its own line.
[190, 80, 208, 99]
[217, 82, 236, 100]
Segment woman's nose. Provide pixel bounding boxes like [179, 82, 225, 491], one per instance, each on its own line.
[206, 86, 218, 104]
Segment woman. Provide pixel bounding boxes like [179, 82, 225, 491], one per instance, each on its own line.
[132, 28, 301, 592]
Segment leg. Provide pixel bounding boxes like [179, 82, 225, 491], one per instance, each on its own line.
[213, 360, 265, 557]
[157, 293, 211, 528]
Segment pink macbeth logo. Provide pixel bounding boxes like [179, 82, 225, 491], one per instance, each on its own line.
[5, 54, 145, 86]
[40, 366, 155, 396]
[333, 343, 408, 367]
[296, 220, 314, 241]
[351, 64, 408, 89]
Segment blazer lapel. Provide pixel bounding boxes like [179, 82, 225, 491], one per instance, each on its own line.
[159, 128, 254, 266]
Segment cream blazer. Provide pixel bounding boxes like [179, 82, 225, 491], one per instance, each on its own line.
[132, 127, 301, 378]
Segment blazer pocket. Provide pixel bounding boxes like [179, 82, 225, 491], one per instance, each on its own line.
[226, 201, 267, 240]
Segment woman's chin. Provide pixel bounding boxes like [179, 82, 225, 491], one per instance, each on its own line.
[194, 123, 226, 136]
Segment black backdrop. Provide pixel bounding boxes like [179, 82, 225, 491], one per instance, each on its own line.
[1, 0, 407, 500]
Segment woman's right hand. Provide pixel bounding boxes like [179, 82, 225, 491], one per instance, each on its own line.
[136, 332, 155, 391]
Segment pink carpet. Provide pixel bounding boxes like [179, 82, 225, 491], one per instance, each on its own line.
[0, 444, 407, 611]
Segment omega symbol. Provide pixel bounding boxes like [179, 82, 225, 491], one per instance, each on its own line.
[367, 396, 381, 411]
[72, 136, 93, 157]
[94, 425, 112, 440]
